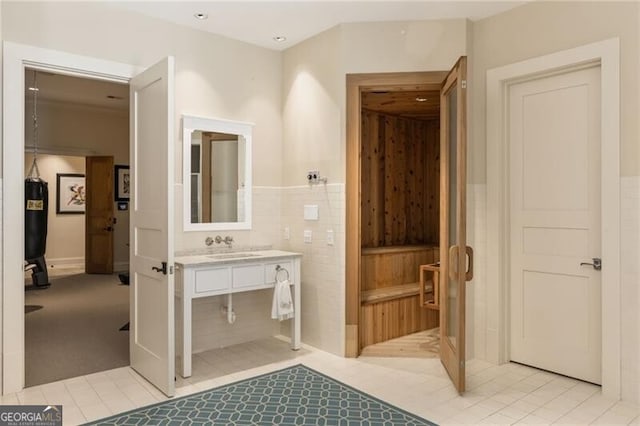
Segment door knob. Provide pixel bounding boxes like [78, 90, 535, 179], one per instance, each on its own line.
[152, 262, 168, 275]
[580, 258, 602, 271]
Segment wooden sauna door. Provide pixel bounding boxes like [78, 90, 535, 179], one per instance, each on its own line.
[439, 56, 472, 394]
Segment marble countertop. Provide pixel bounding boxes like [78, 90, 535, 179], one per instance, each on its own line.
[175, 249, 302, 267]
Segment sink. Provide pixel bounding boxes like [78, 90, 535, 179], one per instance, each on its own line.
[206, 252, 262, 260]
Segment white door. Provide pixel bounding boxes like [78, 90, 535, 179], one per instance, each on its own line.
[509, 66, 601, 384]
[129, 57, 176, 396]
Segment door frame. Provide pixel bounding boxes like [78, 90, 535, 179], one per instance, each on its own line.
[345, 71, 447, 357]
[2, 41, 141, 394]
[486, 38, 620, 398]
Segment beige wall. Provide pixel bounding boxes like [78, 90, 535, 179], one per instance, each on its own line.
[24, 101, 130, 267]
[472, 0, 640, 404]
[282, 20, 468, 186]
[2, 0, 284, 253]
[281, 20, 469, 355]
[471, 0, 639, 182]
[24, 154, 85, 265]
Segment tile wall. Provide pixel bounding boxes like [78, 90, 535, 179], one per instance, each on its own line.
[279, 183, 346, 356]
[621, 176, 640, 403]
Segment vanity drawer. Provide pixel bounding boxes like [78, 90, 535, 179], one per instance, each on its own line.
[265, 261, 293, 284]
[232, 264, 265, 289]
[194, 267, 230, 293]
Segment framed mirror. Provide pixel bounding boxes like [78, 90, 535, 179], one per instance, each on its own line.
[182, 115, 252, 231]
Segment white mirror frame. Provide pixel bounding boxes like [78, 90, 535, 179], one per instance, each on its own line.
[182, 115, 253, 231]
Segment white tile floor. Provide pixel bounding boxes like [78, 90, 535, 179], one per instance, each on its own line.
[3, 337, 639, 425]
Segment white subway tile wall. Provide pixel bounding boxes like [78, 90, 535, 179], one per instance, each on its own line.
[279, 184, 346, 355]
[189, 186, 283, 353]
[621, 176, 640, 403]
[468, 184, 487, 361]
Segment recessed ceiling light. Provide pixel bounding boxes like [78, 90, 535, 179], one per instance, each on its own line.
[273, 36, 287, 43]
[415, 97, 428, 102]
[194, 13, 208, 20]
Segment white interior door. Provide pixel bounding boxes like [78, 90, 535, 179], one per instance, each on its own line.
[129, 57, 175, 396]
[509, 66, 601, 384]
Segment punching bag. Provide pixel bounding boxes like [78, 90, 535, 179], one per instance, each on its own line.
[25, 178, 48, 259]
[25, 176, 50, 288]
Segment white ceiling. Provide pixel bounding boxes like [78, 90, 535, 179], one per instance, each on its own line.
[24, 69, 129, 110]
[23, 2, 525, 109]
[112, 1, 526, 51]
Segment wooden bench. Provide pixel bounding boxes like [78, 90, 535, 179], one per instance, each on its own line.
[361, 282, 434, 305]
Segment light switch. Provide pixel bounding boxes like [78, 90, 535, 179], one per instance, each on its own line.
[327, 229, 334, 246]
[303, 230, 312, 244]
[304, 204, 319, 221]
[283, 227, 290, 240]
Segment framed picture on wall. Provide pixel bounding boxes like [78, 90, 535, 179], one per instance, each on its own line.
[115, 165, 130, 201]
[56, 173, 86, 214]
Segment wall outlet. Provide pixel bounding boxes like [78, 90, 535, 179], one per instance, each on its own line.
[303, 230, 312, 244]
[327, 229, 334, 246]
[283, 227, 290, 240]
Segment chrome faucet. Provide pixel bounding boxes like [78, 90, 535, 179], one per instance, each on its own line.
[223, 236, 234, 247]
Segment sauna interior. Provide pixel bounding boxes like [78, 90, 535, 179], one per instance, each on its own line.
[359, 88, 440, 356]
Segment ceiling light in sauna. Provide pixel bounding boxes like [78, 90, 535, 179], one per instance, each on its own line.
[273, 36, 287, 42]
[415, 97, 428, 102]
[28, 87, 39, 92]
[194, 13, 208, 20]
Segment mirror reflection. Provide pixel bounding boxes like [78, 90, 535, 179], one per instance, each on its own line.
[182, 115, 252, 231]
[190, 131, 245, 224]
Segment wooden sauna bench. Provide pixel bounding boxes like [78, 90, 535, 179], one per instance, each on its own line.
[360, 245, 440, 348]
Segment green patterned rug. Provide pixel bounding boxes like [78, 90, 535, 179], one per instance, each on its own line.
[86, 364, 436, 425]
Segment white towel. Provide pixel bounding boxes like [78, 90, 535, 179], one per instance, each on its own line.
[271, 279, 294, 321]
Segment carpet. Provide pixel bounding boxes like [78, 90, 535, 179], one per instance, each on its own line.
[25, 272, 129, 387]
[86, 364, 436, 426]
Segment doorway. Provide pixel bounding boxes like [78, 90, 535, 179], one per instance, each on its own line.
[357, 88, 441, 356]
[23, 69, 131, 387]
[486, 38, 621, 398]
[346, 58, 472, 393]
[508, 65, 602, 384]
[4, 42, 175, 397]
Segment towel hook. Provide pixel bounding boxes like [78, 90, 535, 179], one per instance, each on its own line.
[275, 264, 290, 282]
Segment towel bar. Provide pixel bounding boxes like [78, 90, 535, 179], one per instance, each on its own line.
[275, 264, 290, 282]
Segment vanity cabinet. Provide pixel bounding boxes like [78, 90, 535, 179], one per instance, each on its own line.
[175, 250, 301, 378]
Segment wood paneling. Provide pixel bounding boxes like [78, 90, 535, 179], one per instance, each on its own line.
[361, 111, 439, 248]
[361, 90, 440, 120]
[359, 246, 440, 348]
[361, 245, 438, 291]
[360, 296, 439, 348]
[346, 71, 447, 357]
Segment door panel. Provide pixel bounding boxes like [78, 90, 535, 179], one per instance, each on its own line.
[439, 56, 469, 393]
[129, 57, 175, 397]
[85, 156, 114, 274]
[509, 66, 601, 384]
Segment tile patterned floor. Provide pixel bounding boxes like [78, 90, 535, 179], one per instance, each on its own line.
[3, 337, 639, 425]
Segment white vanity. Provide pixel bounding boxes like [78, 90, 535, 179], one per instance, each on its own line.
[175, 250, 302, 378]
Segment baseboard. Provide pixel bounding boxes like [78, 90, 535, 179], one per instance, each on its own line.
[114, 261, 129, 272]
[44, 258, 129, 273]
[46, 257, 84, 270]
